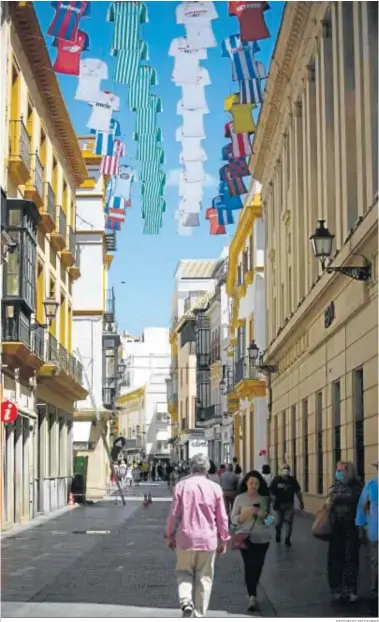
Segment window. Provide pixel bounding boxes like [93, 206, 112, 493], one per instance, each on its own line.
[316, 392, 323, 494]
[303, 399, 309, 492]
[39, 128, 47, 169]
[282, 410, 286, 463]
[291, 405, 297, 478]
[332, 381, 341, 466]
[353, 369, 364, 481]
[4, 240, 21, 296]
[27, 101, 34, 139]
[237, 323, 245, 360]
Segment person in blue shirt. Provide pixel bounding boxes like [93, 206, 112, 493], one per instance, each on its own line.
[355, 461, 378, 611]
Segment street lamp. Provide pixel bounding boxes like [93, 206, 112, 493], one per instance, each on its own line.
[310, 220, 371, 281]
[219, 377, 226, 395]
[118, 360, 126, 376]
[248, 341, 278, 375]
[247, 340, 259, 363]
[31, 297, 59, 331]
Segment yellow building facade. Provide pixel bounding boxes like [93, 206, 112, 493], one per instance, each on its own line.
[226, 189, 267, 473]
[1, 3, 87, 528]
[252, 2, 378, 513]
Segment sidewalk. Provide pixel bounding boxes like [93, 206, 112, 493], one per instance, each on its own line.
[1, 483, 374, 618]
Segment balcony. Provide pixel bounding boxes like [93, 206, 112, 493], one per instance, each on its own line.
[226, 366, 239, 413]
[104, 288, 116, 323]
[40, 182, 56, 234]
[234, 355, 266, 399]
[38, 333, 87, 400]
[155, 442, 170, 457]
[105, 231, 117, 252]
[155, 412, 169, 428]
[203, 404, 222, 423]
[24, 153, 44, 207]
[69, 245, 81, 280]
[61, 226, 76, 268]
[102, 378, 116, 410]
[1, 306, 45, 372]
[8, 119, 31, 185]
[51, 207, 66, 251]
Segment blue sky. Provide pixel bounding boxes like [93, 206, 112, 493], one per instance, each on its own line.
[35, 1, 284, 335]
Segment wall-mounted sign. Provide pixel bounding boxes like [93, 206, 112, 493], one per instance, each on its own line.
[324, 302, 335, 329]
[188, 438, 208, 459]
[1, 400, 18, 423]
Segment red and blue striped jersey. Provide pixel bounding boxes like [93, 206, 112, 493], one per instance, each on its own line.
[48, 2, 91, 44]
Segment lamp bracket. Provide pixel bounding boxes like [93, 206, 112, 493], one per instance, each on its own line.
[258, 364, 278, 375]
[326, 256, 371, 282]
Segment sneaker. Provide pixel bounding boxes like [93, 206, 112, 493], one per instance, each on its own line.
[248, 596, 257, 611]
[348, 594, 359, 603]
[182, 605, 194, 618]
[284, 537, 292, 547]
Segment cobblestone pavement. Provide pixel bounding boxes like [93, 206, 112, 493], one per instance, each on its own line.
[1, 483, 375, 618]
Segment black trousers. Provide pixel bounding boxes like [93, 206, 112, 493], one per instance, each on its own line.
[240, 541, 270, 597]
[328, 522, 360, 595]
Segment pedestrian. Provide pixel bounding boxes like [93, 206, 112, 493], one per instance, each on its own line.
[207, 460, 220, 483]
[325, 460, 362, 603]
[355, 460, 378, 614]
[233, 456, 241, 473]
[119, 460, 127, 487]
[220, 463, 239, 519]
[235, 464, 243, 482]
[261, 464, 273, 488]
[151, 462, 156, 482]
[165, 453, 230, 618]
[158, 462, 164, 481]
[217, 463, 226, 478]
[270, 463, 304, 546]
[230, 470, 272, 612]
[125, 463, 133, 487]
[169, 466, 180, 493]
[133, 463, 141, 486]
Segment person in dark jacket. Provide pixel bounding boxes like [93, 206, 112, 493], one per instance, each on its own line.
[270, 464, 304, 546]
[327, 461, 362, 603]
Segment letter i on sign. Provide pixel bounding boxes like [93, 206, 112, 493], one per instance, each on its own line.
[1, 400, 18, 424]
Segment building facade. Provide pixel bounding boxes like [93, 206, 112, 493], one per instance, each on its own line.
[71, 138, 120, 498]
[226, 187, 268, 473]
[1, 3, 87, 529]
[252, 2, 378, 513]
[117, 328, 171, 460]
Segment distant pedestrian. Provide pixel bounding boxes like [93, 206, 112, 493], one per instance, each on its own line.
[125, 464, 133, 487]
[151, 462, 156, 482]
[327, 461, 362, 603]
[169, 466, 180, 493]
[157, 463, 164, 481]
[119, 461, 127, 486]
[217, 464, 226, 478]
[207, 460, 220, 484]
[220, 463, 239, 519]
[355, 461, 378, 614]
[165, 454, 230, 618]
[233, 457, 241, 473]
[270, 463, 304, 547]
[261, 464, 273, 488]
[230, 470, 272, 612]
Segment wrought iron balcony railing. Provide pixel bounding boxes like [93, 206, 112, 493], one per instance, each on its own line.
[31, 321, 45, 359]
[67, 226, 76, 256]
[9, 119, 31, 172]
[105, 231, 117, 252]
[2, 306, 30, 348]
[47, 333, 59, 364]
[44, 182, 56, 222]
[57, 208, 66, 242]
[203, 404, 222, 422]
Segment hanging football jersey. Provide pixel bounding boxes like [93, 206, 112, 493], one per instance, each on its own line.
[105, 196, 126, 212]
[179, 172, 204, 201]
[239, 79, 264, 105]
[176, 2, 218, 24]
[229, 103, 256, 134]
[105, 206, 126, 223]
[52, 30, 89, 75]
[169, 37, 207, 84]
[225, 122, 253, 157]
[224, 93, 240, 112]
[141, 171, 166, 204]
[217, 207, 234, 226]
[179, 198, 202, 213]
[143, 197, 165, 234]
[142, 196, 166, 219]
[177, 111, 206, 138]
[176, 211, 200, 227]
[214, 191, 243, 212]
[105, 217, 122, 231]
[100, 139, 126, 176]
[220, 173, 247, 197]
[112, 40, 149, 84]
[134, 96, 162, 135]
[220, 159, 249, 180]
[229, 2, 271, 42]
[107, 1, 148, 51]
[91, 119, 121, 156]
[128, 66, 158, 109]
[75, 58, 108, 102]
[185, 22, 217, 49]
[181, 84, 207, 111]
[135, 136, 163, 162]
[87, 93, 120, 132]
[180, 145, 206, 164]
[47, 1, 91, 43]
[183, 161, 205, 183]
[222, 35, 265, 81]
[139, 147, 164, 182]
[222, 34, 260, 58]
[206, 208, 226, 235]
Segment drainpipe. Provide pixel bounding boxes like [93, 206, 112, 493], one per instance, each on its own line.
[266, 371, 272, 469]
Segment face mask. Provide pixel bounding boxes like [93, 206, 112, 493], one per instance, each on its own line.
[282, 469, 290, 476]
[335, 470, 345, 481]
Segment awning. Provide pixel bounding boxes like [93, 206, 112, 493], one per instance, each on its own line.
[73, 421, 92, 443]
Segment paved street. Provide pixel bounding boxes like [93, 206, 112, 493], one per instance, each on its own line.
[1, 483, 375, 618]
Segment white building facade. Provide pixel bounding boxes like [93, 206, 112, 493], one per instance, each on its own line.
[118, 328, 171, 460]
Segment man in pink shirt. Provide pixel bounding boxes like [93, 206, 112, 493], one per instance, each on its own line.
[165, 453, 230, 618]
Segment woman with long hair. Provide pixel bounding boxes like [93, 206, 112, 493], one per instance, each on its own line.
[230, 470, 272, 612]
[207, 459, 220, 483]
[327, 460, 362, 603]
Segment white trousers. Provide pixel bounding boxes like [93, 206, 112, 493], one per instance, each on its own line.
[176, 548, 216, 617]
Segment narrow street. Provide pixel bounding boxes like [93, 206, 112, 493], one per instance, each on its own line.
[1, 484, 374, 618]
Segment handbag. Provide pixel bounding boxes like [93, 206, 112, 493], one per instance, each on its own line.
[230, 530, 250, 550]
[312, 504, 332, 541]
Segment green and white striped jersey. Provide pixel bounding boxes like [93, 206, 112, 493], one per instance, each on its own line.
[142, 197, 166, 234]
[128, 66, 159, 109]
[112, 41, 149, 84]
[135, 135, 163, 161]
[134, 96, 163, 135]
[107, 2, 148, 51]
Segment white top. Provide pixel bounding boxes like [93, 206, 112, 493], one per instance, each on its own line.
[176, 1, 218, 24]
[181, 84, 208, 111]
[87, 93, 120, 132]
[75, 59, 108, 102]
[179, 198, 202, 213]
[177, 99, 209, 115]
[179, 172, 204, 200]
[185, 22, 217, 49]
[179, 145, 207, 163]
[184, 161, 205, 183]
[111, 165, 134, 200]
[179, 111, 206, 138]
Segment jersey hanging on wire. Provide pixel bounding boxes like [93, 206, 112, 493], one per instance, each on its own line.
[48, 1, 91, 44]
